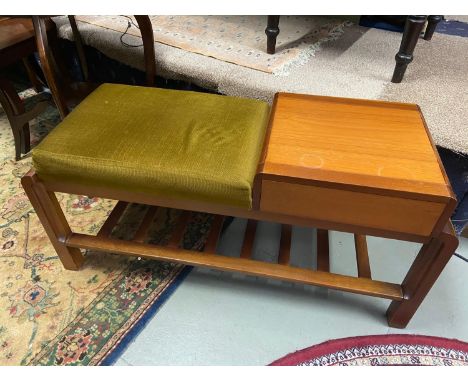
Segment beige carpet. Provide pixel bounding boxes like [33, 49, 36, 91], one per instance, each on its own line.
[55, 16, 468, 154]
[75, 15, 350, 74]
[382, 33, 468, 154]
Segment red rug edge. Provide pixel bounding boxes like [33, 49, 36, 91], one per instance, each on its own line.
[269, 334, 468, 366]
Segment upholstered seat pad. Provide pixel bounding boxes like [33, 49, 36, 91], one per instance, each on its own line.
[33, 84, 270, 208]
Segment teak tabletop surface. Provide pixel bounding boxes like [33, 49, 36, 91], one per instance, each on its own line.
[262, 93, 453, 201]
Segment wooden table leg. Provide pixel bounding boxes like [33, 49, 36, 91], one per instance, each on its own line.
[386, 222, 458, 328]
[424, 15, 443, 41]
[265, 16, 280, 54]
[391, 15, 427, 83]
[21, 171, 85, 270]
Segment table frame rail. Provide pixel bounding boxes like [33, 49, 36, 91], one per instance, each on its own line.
[22, 170, 458, 328]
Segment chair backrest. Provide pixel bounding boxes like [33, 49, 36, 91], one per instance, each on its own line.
[32, 15, 156, 118]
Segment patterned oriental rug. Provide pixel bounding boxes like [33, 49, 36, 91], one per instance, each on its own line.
[74, 15, 350, 74]
[269, 335, 468, 366]
[0, 90, 211, 365]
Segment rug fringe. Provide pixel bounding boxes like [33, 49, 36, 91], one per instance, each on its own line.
[273, 20, 353, 77]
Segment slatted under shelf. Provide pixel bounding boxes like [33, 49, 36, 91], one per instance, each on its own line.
[67, 202, 404, 301]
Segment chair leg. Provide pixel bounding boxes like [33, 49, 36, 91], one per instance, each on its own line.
[21, 123, 31, 154]
[0, 77, 48, 159]
[0, 78, 28, 159]
[21, 171, 85, 270]
[12, 123, 23, 161]
[423, 15, 443, 41]
[22, 56, 44, 93]
[391, 15, 427, 83]
[265, 15, 280, 54]
[386, 223, 458, 328]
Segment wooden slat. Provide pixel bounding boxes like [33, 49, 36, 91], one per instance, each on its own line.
[204, 215, 225, 254]
[354, 234, 372, 278]
[278, 224, 292, 265]
[168, 211, 191, 248]
[241, 219, 257, 259]
[97, 201, 128, 237]
[317, 229, 329, 272]
[133, 206, 158, 243]
[66, 233, 404, 301]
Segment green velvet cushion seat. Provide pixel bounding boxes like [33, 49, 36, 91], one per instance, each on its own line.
[32, 83, 270, 208]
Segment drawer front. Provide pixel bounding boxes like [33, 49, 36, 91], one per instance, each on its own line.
[260, 180, 445, 237]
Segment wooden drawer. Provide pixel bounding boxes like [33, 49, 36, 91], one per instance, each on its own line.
[259, 180, 447, 237]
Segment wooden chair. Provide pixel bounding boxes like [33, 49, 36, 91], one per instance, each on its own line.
[0, 16, 51, 160]
[23, 15, 458, 329]
[32, 16, 99, 119]
[32, 16, 157, 119]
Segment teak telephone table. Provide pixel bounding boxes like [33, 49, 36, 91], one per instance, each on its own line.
[22, 92, 458, 329]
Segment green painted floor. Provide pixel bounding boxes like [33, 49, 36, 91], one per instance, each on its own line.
[115, 219, 468, 365]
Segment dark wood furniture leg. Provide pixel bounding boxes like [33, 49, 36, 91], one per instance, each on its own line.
[424, 15, 443, 41]
[22, 55, 44, 92]
[21, 171, 85, 270]
[68, 15, 89, 81]
[0, 78, 50, 160]
[391, 15, 427, 83]
[386, 223, 458, 328]
[0, 80, 23, 160]
[265, 16, 280, 54]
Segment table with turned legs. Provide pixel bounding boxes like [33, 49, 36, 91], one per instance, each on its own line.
[264, 15, 443, 83]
